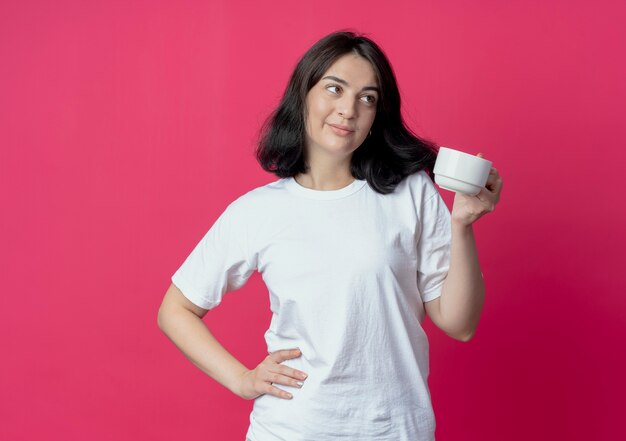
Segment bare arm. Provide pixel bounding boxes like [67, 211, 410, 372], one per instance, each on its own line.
[425, 158, 501, 341]
[157, 283, 248, 397]
[425, 222, 484, 341]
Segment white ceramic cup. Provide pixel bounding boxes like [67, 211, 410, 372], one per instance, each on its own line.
[433, 147, 492, 195]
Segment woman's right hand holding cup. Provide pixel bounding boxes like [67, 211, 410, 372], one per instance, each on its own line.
[238, 348, 308, 400]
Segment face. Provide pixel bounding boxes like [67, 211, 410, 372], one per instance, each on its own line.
[303, 53, 379, 162]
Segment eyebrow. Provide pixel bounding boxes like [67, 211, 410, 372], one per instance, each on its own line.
[322, 75, 380, 94]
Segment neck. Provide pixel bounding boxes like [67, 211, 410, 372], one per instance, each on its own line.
[294, 169, 355, 191]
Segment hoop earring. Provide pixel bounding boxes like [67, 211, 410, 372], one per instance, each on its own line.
[368, 130, 372, 137]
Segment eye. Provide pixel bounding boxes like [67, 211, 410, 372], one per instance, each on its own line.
[361, 95, 377, 104]
[326, 84, 341, 94]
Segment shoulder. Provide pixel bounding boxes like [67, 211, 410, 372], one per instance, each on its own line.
[402, 169, 439, 201]
[229, 177, 285, 208]
[221, 177, 287, 223]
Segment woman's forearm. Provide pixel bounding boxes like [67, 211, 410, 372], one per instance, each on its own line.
[440, 221, 485, 339]
[157, 306, 248, 397]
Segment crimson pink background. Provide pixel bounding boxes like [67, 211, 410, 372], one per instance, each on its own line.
[1, 1, 625, 440]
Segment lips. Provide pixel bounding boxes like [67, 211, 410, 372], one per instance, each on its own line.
[328, 124, 355, 136]
[329, 123, 355, 132]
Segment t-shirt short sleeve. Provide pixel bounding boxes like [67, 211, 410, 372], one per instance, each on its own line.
[171, 200, 257, 310]
[416, 187, 452, 303]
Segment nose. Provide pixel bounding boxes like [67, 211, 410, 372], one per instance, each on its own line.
[337, 95, 357, 119]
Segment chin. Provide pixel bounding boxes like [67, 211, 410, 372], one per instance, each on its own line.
[325, 143, 359, 154]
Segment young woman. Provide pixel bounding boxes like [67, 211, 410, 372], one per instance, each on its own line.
[158, 30, 503, 441]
